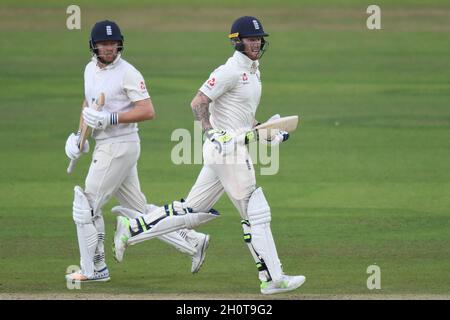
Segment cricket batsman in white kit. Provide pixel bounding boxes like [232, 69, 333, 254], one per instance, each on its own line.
[113, 16, 305, 294]
[64, 20, 216, 282]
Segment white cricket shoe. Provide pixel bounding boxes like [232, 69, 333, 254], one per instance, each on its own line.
[65, 266, 110, 282]
[113, 216, 131, 263]
[191, 234, 210, 273]
[260, 275, 306, 295]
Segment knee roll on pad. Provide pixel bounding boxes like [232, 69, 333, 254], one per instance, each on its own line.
[73, 186, 94, 224]
[247, 187, 271, 226]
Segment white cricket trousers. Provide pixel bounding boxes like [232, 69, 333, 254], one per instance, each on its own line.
[84, 141, 147, 215]
[185, 139, 256, 218]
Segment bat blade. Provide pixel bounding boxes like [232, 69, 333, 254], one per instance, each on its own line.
[255, 115, 299, 141]
[67, 159, 77, 174]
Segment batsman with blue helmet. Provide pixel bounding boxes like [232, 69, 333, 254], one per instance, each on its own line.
[65, 20, 210, 283]
[187, 15, 305, 295]
[114, 16, 305, 294]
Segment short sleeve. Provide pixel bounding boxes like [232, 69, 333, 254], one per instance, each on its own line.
[123, 68, 151, 102]
[199, 66, 237, 101]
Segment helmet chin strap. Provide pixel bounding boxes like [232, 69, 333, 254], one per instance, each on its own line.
[257, 40, 269, 59]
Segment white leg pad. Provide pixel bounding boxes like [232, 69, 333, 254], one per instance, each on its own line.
[127, 209, 220, 246]
[148, 205, 196, 255]
[73, 186, 97, 278]
[112, 205, 197, 255]
[159, 231, 197, 256]
[247, 187, 283, 281]
[93, 216, 106, 270]
[242, 220, 271, 282]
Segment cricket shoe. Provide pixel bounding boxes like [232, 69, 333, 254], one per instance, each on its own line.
[113, 216, 131, 263]
[260, 274, 306, 295]
[65, 266, 110, 282]
[191, 233, 210, 273]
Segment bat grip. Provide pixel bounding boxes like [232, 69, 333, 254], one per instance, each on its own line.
[67, 159, 77, 174]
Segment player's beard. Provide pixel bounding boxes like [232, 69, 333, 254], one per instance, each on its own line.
[245, 44, 261, 60]
[97, 50, 119, 65]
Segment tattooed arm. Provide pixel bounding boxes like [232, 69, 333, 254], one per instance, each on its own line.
[190, 91, 213, 132]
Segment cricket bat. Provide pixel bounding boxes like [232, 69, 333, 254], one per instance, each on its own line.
[67, 93, 105, 174]
[254, 115, 299, 141]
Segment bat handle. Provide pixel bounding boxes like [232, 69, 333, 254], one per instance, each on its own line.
[67, 159, 77, 174]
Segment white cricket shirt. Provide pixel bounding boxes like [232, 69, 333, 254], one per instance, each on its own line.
[84, 54, 150, 144]
[199, 51, 262, 132]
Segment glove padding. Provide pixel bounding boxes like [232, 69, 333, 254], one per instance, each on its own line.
[65, 132, 89, 160]
[205, 129, 235, 156]
[82, 108, 118, 131]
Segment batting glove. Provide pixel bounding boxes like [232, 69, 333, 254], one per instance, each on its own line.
[65, 132, 89, 160]
[246, 114, 282, 144]
[260, 130, 289, 146]
[205, 129, 234, 155]
[83, 108, 119, 130]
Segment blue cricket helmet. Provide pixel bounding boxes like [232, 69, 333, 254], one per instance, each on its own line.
[89, 20, 124, 53]
[229, 16, 269, 39]
[228, 16, 269, 59]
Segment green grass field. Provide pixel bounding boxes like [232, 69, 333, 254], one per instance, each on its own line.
[0, 0, 449, 298]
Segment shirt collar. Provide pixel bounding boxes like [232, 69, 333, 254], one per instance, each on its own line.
[93, 53, 122, 71]
[233, 51, 259, 73]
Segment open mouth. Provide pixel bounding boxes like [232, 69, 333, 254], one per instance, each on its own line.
[250, 46, 261, 53]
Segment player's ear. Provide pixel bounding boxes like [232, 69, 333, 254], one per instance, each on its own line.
[230, 37, 245, 53]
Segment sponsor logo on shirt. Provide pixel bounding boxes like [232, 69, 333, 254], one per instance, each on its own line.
[241, 72, 250, 85]
[207, 77, 216, 87]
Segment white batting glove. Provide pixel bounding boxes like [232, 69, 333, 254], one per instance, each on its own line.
[82, 108, 119, 130]
[205, 129, 235, 156]
[65, 132, 89, 160]
[260, 130, 289, 146]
